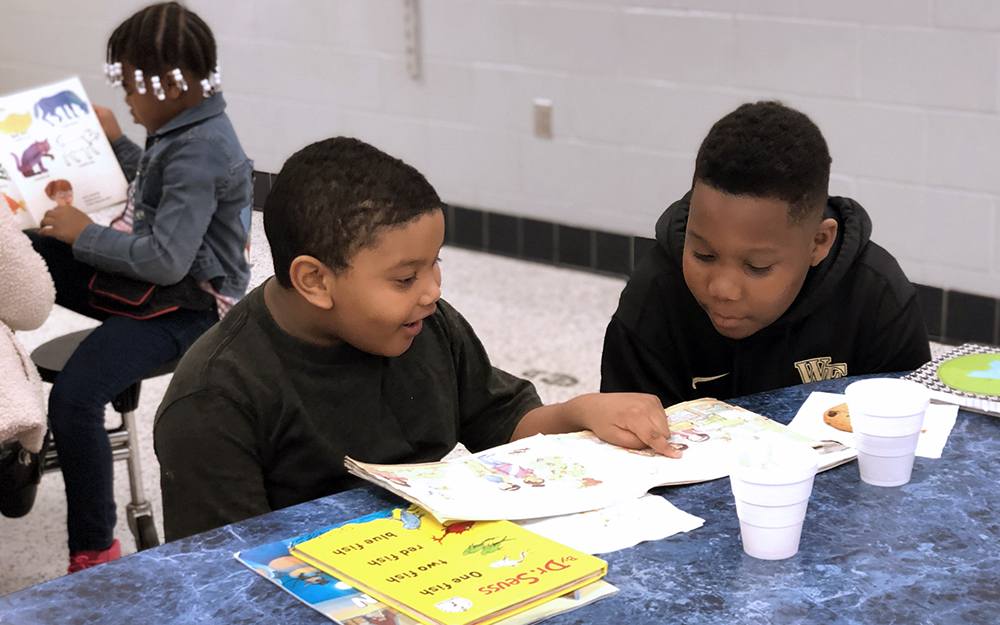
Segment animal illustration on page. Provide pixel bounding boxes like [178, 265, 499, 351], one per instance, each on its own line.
[34, 90, 89, 126]
[490, 551, 529, 568]
[463, 536, 513, 556]
[0, 112, 32, 136]
[57, 129, 100, 166]
[4, 193, 26, 215]
[395, 505, 423, 530]
[11, 139, 54, 177]
[432, 520, 475, 544]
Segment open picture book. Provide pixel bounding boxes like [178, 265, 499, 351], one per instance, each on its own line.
[346, 398, 857, 524]
[0, 76, 128, 230]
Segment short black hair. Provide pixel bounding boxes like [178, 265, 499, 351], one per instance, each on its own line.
[264, 137, 443, 287]
[107, 2, 217, 80]
[693, 101, 831, 221]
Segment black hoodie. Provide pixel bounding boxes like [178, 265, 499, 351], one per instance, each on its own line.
[600, 193, 931, 406]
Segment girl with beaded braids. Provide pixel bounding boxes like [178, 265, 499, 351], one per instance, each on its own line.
[28, 1, 252, 572]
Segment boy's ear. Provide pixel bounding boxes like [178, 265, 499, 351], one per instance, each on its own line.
[809, 218, 839, 266]
[288, 255, 336, 310]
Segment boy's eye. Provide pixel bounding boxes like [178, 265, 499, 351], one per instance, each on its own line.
[745, 263, 773, 276]
[692, 252, 714, 262]
[396, 275, 417, 286]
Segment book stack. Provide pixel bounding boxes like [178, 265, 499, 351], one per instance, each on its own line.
[236, 506, 617, 625]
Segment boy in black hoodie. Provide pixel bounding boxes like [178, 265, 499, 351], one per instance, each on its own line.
[601, 101, 931, 406]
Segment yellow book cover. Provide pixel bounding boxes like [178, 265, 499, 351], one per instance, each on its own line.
[289, 506, 607, 625]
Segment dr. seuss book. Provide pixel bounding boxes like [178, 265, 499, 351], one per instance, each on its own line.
[235, 511, 619, 625]
[346, 399, 856, 524]
[0, 77, 127, 230]
[288, 506, 608, 625]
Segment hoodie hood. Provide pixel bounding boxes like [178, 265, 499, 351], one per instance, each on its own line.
[653, 191, 873, 329]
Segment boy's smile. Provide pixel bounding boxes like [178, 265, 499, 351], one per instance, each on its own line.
[682, 183, 836, 340]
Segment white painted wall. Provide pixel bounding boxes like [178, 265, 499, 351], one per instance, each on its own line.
[1, 0, 998, 295]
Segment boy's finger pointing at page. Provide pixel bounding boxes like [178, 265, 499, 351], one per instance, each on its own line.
[511, 392, 682, 458]
[597, 393, 682, 459]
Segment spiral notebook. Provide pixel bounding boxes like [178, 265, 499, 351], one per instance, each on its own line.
[904, 343, 1000, 416]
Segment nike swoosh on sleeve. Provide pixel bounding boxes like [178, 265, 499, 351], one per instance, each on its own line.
[692, 373, 730, 389]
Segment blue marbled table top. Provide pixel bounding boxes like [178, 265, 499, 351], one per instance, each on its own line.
[3, 375, 999, 624]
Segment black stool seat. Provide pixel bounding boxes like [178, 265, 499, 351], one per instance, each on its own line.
[32, 328, 179, 382]
[32, 328, 179, 414]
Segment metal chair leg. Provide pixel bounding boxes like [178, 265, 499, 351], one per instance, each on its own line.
[121, 407, 160, 550]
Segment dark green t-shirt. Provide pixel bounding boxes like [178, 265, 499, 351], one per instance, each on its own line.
[154, 282, 542, 541]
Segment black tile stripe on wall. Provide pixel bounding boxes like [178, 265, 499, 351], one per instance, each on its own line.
[945, 291, 996, 345]
[451, 206, 484, 249]
[914, 284, 943, 340]
[252, 170, 271, 210]
[596, 231, 631, 276]
[558, 225, 592, 270]
[250, 175, 995, 346]
[522, 218, 555, 264]
[487, 213, 518, 257]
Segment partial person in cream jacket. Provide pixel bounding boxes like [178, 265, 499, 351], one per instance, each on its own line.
[0, 203, 56, 517]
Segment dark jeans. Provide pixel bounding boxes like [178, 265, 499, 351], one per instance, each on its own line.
[29, 234, 217, 552]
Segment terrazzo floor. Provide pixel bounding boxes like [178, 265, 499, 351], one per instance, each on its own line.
[0, 211, 952, 596]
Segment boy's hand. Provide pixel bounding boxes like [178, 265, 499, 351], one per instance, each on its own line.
[512, 392, 682, 458]
[38, 205, 93, 245]
[93, 105, 123, 142]
[567, 393, 682, 458]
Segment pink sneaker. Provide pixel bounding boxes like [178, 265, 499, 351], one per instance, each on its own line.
[68, 539, 121, 573]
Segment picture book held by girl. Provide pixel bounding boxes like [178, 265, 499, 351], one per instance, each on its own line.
[0, 77, 128, 230]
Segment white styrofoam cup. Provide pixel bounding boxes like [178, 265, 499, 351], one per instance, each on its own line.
[846, 378, 930, 487]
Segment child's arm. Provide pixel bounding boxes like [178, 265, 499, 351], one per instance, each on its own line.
[37, 205, 93, 244]
[511, 392, 682, 458]
[72, 139, 228, 285]
[94, 105, 123, 142]
[94, 105, 142, 182]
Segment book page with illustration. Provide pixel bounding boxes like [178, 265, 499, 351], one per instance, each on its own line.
[346, 399, 848, 524]
[0, 77, 127, 230]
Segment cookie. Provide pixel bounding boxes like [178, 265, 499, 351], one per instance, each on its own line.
[823, 403, 852, 432]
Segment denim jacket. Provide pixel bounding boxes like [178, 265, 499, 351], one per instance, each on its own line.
[73, 94, 253, 301]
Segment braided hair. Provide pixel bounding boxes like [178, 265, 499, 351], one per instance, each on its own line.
[107, 2, 216, 81]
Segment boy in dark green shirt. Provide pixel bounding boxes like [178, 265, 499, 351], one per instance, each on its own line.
[155, 137, 679, 541]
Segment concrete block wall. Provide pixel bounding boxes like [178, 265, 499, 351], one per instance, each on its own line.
[1, 0, 999, 298]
